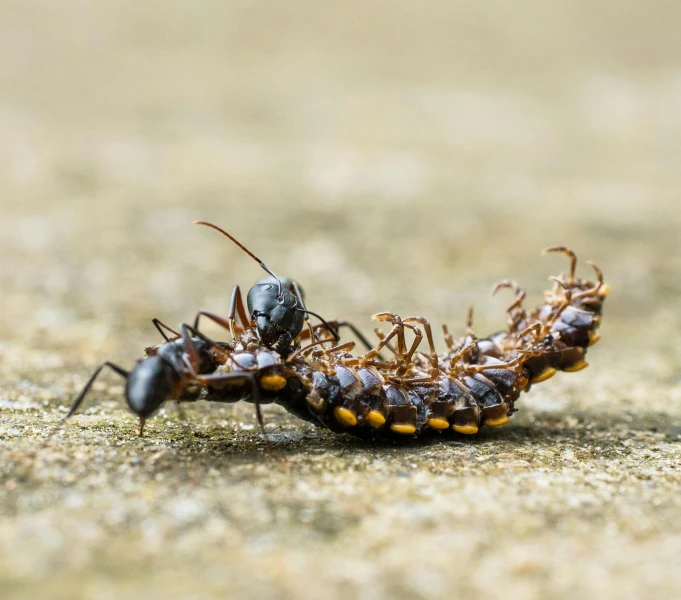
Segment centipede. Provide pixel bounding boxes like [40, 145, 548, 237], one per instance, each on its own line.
[64, 223, 609, 439]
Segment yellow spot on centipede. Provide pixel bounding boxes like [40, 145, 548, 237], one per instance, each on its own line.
[427, 418, 450, 430]
[588, 331, 601, 346]
[334, 406, 357, 427]
[530, 367, 557, 384]
[517, 374, 530, 390]
[366, 411, 386, 427]
[452, 424, 479, 435]
[600, 283, 611, 297]
[260, 375, 287, 392]
[485, 415, 510, 427]
[563, 361, 589, 373]
[390, 423, 416, 435]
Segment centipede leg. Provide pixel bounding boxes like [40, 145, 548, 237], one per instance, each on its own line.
[404, 316, 439, 375]
[466, 305, 475, 337]
[442, 324, 456, 352]
[361, 318, 404, 362]
[398, 322, 424, 376]
[544, 246, 577, 286]
[374, 328, 399, 356]
[447, 342, 477, 373]
[492, 280, 527, 332]
[541, 278, 573, 336]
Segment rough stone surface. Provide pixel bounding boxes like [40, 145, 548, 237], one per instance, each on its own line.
[2, 2, 681, 599]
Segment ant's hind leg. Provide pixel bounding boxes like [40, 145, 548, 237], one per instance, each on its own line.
[186, 368, 266, 433]
[65, 362, 130, 419]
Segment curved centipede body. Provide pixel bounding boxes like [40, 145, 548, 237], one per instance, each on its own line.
[182, 247, 609, 438]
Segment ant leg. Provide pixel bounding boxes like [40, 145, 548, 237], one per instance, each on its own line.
[298, 309, 340, 343]
[230, 284, 251, 330]
[291, 281, 306, 312]
[289, 280, 323, 346]
[189, 370, 265, 433]
[178, 323, 226, 374]
[193, 310, 244, 338]
[194, 285, 250, 339]
[179, 323, 242, 371]
[152, 318, 180, 342]
[65, 362, 130, 419]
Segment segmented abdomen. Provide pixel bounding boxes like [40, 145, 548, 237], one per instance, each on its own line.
[275, 359, 527, 438]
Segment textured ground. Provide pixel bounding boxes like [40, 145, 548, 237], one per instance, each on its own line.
[2, 2, 681, 599]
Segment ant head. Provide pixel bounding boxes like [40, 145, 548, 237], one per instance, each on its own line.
[195, 221, 309, 354]
[255, 275, 306, 303]
[125, 356, 177, 418]
[246, 282, 305, 352]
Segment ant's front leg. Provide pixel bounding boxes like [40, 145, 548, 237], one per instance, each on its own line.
[194, 285, 250, 340]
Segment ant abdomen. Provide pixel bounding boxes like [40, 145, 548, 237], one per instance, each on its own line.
[125, 356, 179, 418]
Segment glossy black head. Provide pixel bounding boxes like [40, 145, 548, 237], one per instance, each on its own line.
[247, 283, 305, 353]
[125, 355, 179, 418]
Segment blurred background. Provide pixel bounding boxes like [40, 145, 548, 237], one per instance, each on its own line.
[2, 1, 681, 599]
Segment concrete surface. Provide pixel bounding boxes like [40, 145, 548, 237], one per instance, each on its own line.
[2, 2, 681, 599]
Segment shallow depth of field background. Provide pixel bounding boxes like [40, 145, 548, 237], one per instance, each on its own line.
[2, 2, 681, 599]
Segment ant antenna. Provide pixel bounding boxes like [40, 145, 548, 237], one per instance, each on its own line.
[295, 308, 340, 342]
[195, 221, 283, 298]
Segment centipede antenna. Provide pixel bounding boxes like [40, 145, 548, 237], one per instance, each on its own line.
[194, 220, 283, 298]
